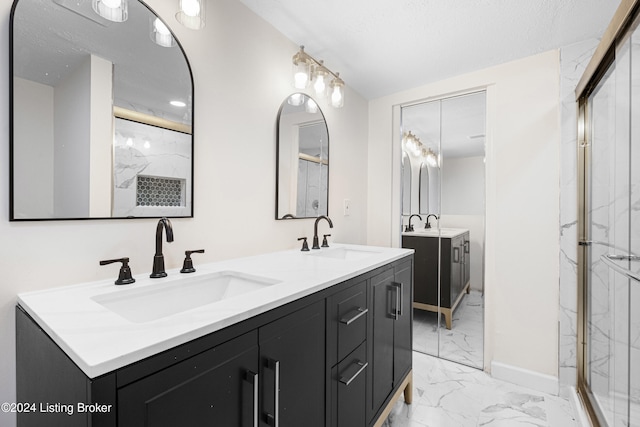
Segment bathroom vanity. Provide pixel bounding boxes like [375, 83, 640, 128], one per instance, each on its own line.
[402, 228, 470, 329]
[16, 244, 413, 427]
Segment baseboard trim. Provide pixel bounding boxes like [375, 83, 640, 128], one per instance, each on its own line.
[490, 361, 559, 395]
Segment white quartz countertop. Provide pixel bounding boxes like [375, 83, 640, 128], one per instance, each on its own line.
[402, 227, 469, 239]
[17, 244, 412, 379]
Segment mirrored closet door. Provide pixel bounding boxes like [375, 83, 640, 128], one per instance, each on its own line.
[400, 91, 486, 369]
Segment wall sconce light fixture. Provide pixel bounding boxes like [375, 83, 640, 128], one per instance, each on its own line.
[292, 46, 345, 108]
[92, 0, 128, 22]
[176, 0, 206, 30]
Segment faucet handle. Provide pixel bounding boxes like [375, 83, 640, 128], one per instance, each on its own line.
[298, 237, 310, 252]
[322, 234, 331, 248]
[181, 249, 205, 273]
[100, 257, 135, 285]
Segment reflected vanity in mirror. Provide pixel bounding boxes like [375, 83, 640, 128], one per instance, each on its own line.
[276, 93, 329, 219]
[10, 0, 193, 220]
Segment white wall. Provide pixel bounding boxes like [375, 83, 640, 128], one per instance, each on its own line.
[54, 56, 92, 217]
[12, 77, 54, 218]
[0, 0, 369, 425]
[368, 51, 561, 380]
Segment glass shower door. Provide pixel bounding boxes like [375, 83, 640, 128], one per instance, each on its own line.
[583, 27, 638, 427]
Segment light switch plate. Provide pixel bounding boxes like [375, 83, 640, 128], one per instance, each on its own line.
[343, 199, 351, 216]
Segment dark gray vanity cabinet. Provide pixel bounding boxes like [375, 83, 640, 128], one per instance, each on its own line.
[259, 299, 325, 427]
[402, 232, 470, 329]
[118, 331, 260, 426]
[16, 255, 413, 427]
[367, 259, 413, 424]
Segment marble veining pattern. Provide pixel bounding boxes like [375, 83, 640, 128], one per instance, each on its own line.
[382, 352, 578, 427]
[413, 291, 483, 369]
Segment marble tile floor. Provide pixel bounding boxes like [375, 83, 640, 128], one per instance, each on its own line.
[382, 351, 579, 427]
[413, 291, 484, 369]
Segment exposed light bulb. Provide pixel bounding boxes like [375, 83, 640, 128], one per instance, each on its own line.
[287, 93, 304, 106]
[154, 18, 170, 35]
[176, 0, 205, 29]
[313, 74, 325, 95]
[181, 0, 201, 17]
[102, 0, 122, 8]
[92, 0, 127, 22]
[294, 71, 309, 89]
[331, 86, 343, 107]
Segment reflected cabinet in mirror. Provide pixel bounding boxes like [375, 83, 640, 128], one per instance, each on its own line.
[10, 0, 194, 220]
[276, 93, 329, 219]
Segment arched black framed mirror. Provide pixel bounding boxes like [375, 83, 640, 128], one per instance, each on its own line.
[10, 0, 194, 220]
[275, 93, 329, 219]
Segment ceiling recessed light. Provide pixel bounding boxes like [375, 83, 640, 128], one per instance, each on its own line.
[170, 100, 186, 107]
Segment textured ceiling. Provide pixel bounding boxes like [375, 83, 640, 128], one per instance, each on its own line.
[239, 0, 618, 99]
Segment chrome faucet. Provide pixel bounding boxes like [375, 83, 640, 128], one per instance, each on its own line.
[312, 215, 333, 249]
[425, 214, 439, 229]
[405, 214, 422, 232]
[150, 217, 174, 278]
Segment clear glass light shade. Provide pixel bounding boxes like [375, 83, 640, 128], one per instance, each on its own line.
[329, 75, 344, 108]
[176, 0, 206, 30]
[293, 61, 311, 89]
[150, 18, 175, 48]
[92, 0, 128, 22]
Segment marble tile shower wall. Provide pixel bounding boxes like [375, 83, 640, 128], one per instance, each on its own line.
[296, 160, 328, 217]
[559, 39, 599, 396]
[113, 127, 191, 217]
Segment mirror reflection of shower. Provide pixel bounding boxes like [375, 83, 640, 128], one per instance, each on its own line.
[400, 91, 486, 369]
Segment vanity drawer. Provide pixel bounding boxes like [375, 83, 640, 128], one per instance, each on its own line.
[330, 341, 368, 427]
[328, 279, 368, 366]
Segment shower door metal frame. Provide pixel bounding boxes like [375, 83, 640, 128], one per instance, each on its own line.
[576, 1, 640, 426]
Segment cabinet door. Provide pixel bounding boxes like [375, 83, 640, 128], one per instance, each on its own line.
[118, 331, 259, 427]
[259, 300, 325, 427]
[368, 268, 395, 420]
[401, 235, 439, 306]
[393, 259, 413, 383]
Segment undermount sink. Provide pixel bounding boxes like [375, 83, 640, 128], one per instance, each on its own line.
[92, 271, 281, 323]
[309, 247, 382, 261]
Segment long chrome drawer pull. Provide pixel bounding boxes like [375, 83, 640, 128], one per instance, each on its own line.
[601, 254, 640, 283]
[244, 370, 258, 427]
[339, 307, 368, 325]
[339, 361, 368, 386]
[265, 359, 280, 427]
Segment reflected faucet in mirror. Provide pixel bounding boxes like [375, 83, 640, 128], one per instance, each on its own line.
[425, 214, 439, 229]
[151, 217, 174, 278]
[312, 215, 333, 249]
[405, 214, 422, 232]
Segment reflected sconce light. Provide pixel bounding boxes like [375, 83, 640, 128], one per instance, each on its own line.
[292, 46, 345, 108]
[92, 0, 128, 22]
[176, 0, 206, 30]
[151, 18, 175, 48]
[305, 98, 319, 114]
[403, 131, 439, 167]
